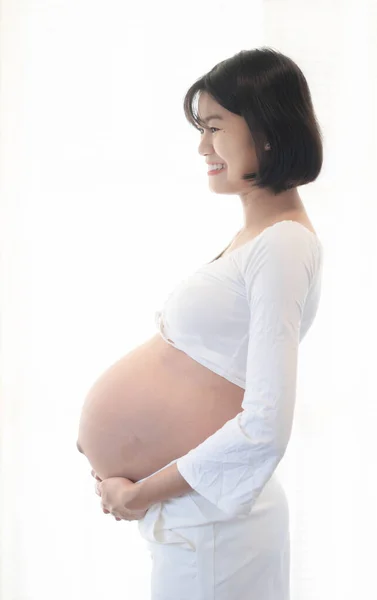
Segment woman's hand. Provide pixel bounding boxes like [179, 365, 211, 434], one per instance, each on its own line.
[91, 469, 149, 522]
[92, 470, 117, 518]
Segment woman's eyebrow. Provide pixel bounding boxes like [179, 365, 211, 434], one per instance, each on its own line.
[200, 114, 224, 124]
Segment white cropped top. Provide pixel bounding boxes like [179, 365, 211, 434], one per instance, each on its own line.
[155, 220, 324, 517]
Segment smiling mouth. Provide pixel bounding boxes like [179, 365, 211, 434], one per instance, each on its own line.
[208, 165, 226, 175]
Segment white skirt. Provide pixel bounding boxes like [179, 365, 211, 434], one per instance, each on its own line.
[137, 458, 290, 600]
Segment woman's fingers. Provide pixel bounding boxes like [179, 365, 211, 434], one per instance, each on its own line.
[102, 507, 120, 520]
[91, 468, 102, 481]
[91, 470, 119, 519]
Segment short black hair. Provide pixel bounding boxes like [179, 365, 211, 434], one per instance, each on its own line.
[183, 47, 323, 195]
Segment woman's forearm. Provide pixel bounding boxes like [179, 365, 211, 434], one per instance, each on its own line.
[132, 463, 193, 510]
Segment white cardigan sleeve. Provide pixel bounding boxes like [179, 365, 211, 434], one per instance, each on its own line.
[176, 228, 318, 517]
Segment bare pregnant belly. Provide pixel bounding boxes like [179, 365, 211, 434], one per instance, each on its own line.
[76, 334, 244, 483]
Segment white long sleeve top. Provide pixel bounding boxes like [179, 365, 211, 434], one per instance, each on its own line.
[154, 220, 324, 518]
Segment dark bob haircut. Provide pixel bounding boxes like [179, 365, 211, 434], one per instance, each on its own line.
[183, 47, 323, 195]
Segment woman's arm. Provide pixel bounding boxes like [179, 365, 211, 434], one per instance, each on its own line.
[132, 463, 193, 510]
[132, 226, 322, 516]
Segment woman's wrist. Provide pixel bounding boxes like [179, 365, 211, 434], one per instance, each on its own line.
[132, 462, 193, 510]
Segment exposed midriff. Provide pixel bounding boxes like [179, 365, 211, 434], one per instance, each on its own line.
[77, 333, 244, 483]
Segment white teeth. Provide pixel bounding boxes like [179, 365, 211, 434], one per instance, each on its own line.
[208, 164, 225, 171]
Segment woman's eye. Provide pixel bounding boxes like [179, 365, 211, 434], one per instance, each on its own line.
[198, 127, 219, 134]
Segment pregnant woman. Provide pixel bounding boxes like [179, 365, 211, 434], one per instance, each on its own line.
[76, 47, 324, 599]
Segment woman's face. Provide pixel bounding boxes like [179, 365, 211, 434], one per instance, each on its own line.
[196, 91, 260, 196]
